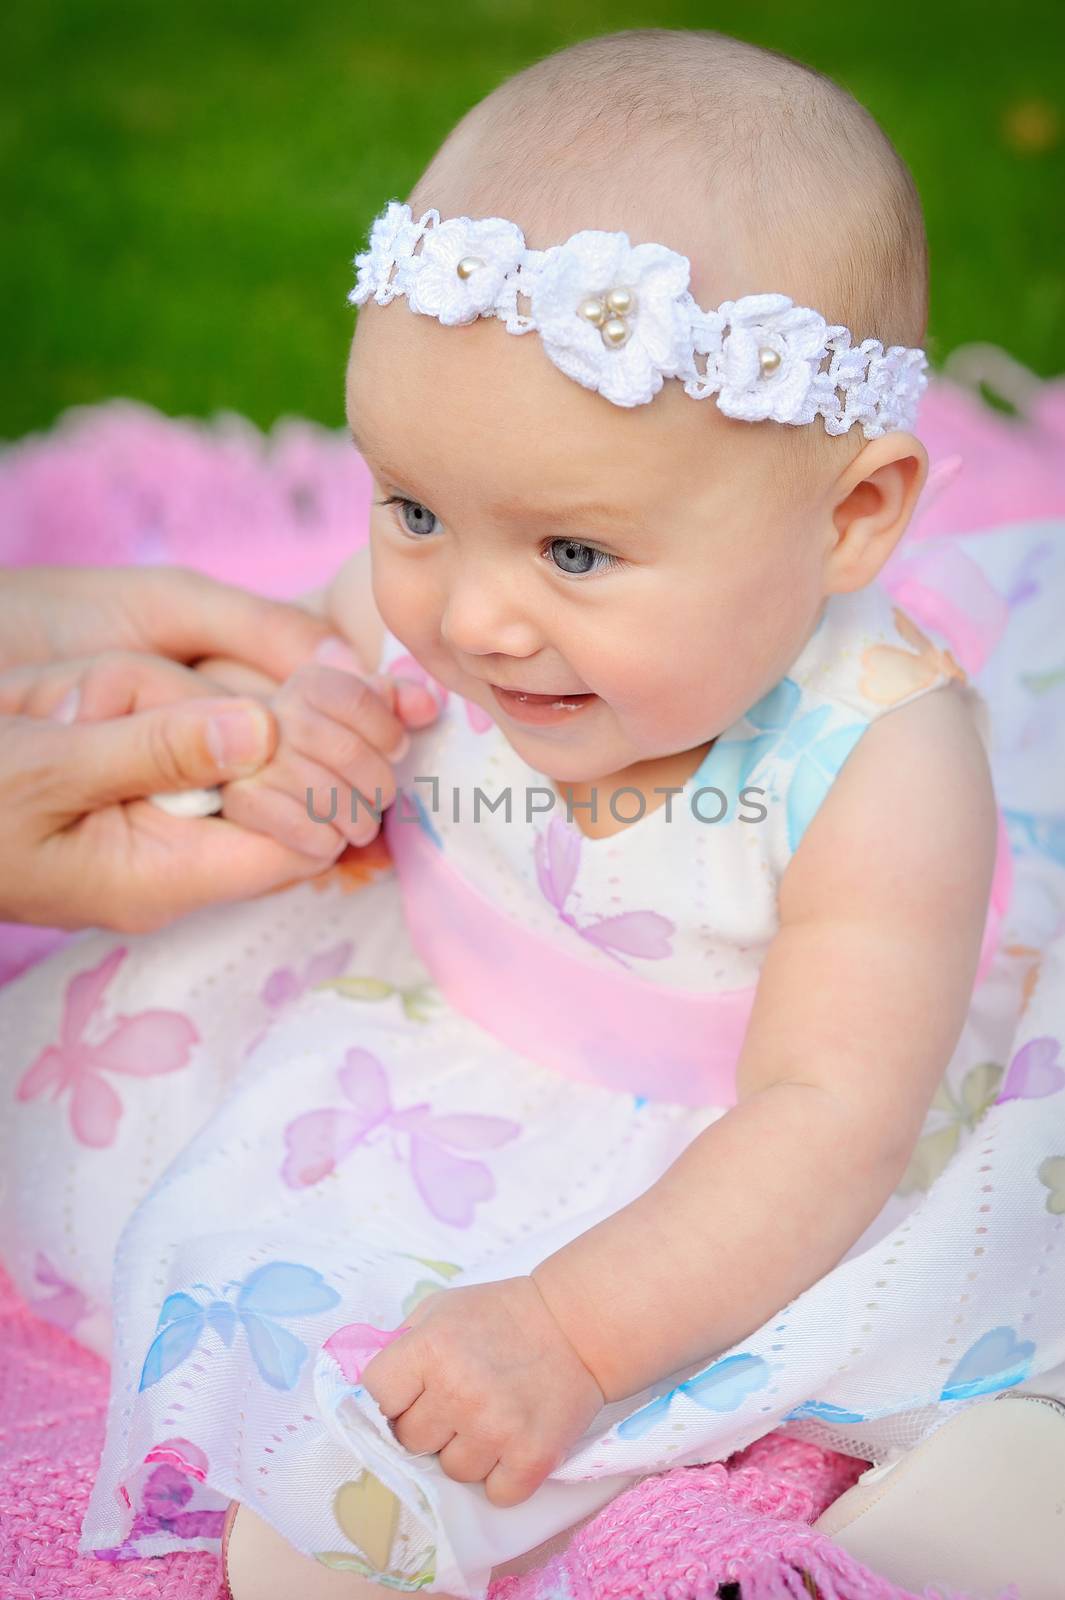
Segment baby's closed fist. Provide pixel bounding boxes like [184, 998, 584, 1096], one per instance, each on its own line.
[219, 639, 436, 862]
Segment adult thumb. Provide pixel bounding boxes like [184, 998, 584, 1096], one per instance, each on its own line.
[53, 697, 278, 814]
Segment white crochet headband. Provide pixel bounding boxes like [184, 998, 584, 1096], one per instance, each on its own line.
[348, 200, 929, 439]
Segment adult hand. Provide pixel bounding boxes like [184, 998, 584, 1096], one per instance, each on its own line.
[0, 564, 335, 682]
[217, 639, 441, 860]
[0, 652, 353, 931]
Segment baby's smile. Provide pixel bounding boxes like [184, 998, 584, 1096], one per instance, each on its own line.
[487, 681, 599, 728]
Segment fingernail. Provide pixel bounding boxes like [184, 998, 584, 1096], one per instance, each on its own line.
[206, 704, 273, 771]
[396, 674, 444, 709]
[407, 684, 444, 725]
[51, 686, 81, 724]
[314, 635, 364, 673]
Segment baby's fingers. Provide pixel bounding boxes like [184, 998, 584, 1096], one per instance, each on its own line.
[483, 1445, 559, 1508]
[221, 754, 355, 860]
[372, 670, 443, 732]
[281, 697, 398, 826]
[287, 661, 410, 762]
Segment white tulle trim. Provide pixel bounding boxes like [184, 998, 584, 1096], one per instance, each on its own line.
[348, 201, 929, 437]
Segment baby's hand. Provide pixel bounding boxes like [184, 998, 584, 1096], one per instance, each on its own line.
[219, 640, 438, 862]
[361, 1278, 605, 1508]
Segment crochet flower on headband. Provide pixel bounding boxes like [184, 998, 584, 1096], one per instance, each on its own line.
[348, 200, 929, 439]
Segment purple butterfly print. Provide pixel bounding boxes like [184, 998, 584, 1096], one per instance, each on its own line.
[261, 940, 356, 1009]
[15, 947, 198, 1147]
[1005, 539, 1054, 608]
[997, 1036, 1065, 1103]
[244, 940, 357, 1058]
[281, 1047, 521, 1226]
[533, 815, 675, 971]
[95, 1464, 226, 1561]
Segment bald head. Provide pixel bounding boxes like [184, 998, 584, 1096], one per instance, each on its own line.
[403, 28, 929, 491]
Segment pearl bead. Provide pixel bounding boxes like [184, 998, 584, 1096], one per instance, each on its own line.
[456, 255, 485, 280]
[578, 296, 607, 326]
[605, 286, 635, 315]
[601, 317, 631, 348]
[758, 346, 782, 376]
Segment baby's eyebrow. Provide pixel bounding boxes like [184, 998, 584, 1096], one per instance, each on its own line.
[347, 416, 382, 462]
[489, 495, 642, 528]
[347, 422, 416, 487]
[348, 414, 642, 528]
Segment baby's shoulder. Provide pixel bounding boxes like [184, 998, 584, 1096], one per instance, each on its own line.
[778, 671, 998, 934]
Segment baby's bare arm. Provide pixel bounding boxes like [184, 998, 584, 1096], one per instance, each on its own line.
[533, 683, 998, 1402]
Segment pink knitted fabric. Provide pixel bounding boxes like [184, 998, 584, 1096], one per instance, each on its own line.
[0, 1256, 1018, 1600]
[489, 1437, 1017, 1600]
[0, 398, 374, 597]
[0, 1261, 225, 1599]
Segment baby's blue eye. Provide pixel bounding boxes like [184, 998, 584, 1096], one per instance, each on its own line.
[377, 496, 620, 576]
[381, 496, 439, 538]
[548, 538, 621, 576]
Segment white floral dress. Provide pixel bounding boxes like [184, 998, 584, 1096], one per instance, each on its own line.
[1, 522, 1063, 1597]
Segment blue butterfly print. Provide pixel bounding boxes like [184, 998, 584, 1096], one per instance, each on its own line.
[399, 786, 443, 849]
[1003, 807, 1065, 871]
[139, 1261, 341, 1393]
[784, 1399, 868, 1424]
[701, 678, 866, 853]
[616, 1352, 770, 1441]
[939, 1326, 1035, 1402]
[804, 1330, 1039, 1416]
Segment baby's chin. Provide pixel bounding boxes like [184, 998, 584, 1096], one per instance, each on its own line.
[492, 725, 613, 786]
[497, 715, 697, 786]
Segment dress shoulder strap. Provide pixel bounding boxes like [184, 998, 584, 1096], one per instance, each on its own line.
[787, 580, 970, 725]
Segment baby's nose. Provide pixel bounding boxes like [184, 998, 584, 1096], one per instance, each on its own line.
[438, 569, 540, 663]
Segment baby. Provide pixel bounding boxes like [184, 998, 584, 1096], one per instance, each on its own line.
[4, 24, 1064, 1600]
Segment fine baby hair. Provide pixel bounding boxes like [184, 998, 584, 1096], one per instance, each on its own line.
[369, 25, 932, 488]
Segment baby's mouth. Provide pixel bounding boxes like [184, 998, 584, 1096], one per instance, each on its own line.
[501, 690, 592, 708]
[489, 684, 599, 724]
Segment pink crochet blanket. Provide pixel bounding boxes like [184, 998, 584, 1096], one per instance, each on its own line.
[0, 1260, 1001, 1600]
[4, 362, 1058, 1597]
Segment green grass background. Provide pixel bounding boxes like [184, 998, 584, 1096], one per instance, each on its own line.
[2, 0, 1063, 443]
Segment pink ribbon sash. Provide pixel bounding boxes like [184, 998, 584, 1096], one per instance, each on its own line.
[383, 797, 1010, 1108]
[383, 802, 756, 1107]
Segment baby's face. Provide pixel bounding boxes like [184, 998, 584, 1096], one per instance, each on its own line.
[346, 304, 835, 785]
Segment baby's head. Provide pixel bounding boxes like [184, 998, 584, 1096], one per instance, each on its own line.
[345, 28, 930, 786]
